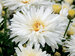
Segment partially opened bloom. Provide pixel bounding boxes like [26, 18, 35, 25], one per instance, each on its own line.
[61, 2, 73, 10]
[60, 2, 74, 17]
[52, 4, 62, 14]
[15, 44, 50, 56]
[3, 0, 50, 10]
[10, 6, 68, 51]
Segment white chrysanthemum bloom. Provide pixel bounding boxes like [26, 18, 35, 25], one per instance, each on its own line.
[3, 0, 50, 10]
[15, 44, 51, 56]
[60, 2, 74, 17]
[64, 0, 73, 5]
[65, 36, 75, 56]
[10, 6, 68, 51]
[61, 2, 74, 10]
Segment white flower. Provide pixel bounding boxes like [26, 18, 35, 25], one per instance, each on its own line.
[65, 36, 75, 56]
[10, 6, 68, 51]
[64, 0, 73, 5]
[15, 44, 50, 56]
[61, 2, 74, 10]
[3, 0, 50, 10]
[60, 2, 74, 17]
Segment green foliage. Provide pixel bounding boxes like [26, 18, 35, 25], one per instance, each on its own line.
[0, 8, 18, 56]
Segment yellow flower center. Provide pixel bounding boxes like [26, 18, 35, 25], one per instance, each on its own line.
[32, 20, 45, 32]
[21, 0, 36, 4]
[21, 1, 29, 3]
[28, 53, 36, 56]
[64, 0, 73, 4]
[68, 9, 75, 17]
[52, 4, 61, 14]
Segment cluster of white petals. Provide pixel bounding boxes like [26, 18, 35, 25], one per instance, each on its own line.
[10, 6, 68, 51]
[0, 0, 75, 56]
[15, 44, 51, 56]
[3, 0, 50, 10]
[65, 35, 75, 56]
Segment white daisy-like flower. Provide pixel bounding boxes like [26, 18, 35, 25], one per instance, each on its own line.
[64, 0, 73, 5]
[64, 36, 75, 56]
[3, 0, 50, 10]
[60, 2, 74, 17]
[10, 6, 68, 51]
[61, 2, 74, 10]
[15, 44, 51, 56]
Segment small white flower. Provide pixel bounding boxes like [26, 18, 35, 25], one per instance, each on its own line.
[64, 0, 73, 5]
[65, 36, 75, 56]
[10, 6, 68, 51]
[15, 44, 50, 56]
[60, 2, 74, 17]
[3, 0, 50, 10]
[61, 2, 74, 10]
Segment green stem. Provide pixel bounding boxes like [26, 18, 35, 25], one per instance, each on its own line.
[64, 20, 71, 37]
[4, 8, 7, 36]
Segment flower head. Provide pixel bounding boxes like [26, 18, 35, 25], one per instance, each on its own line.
[61, 2, 74, 10]
[52, 4, 61, 14]
[3, 0, 50, 10]
[60, 2, 74, 17]
[15, 44, 50, 56]
[10, 6, 68, 51]
[68, 9, 75, 18]
[64, 0, 73, 4]
[65, 36, 75, 56]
